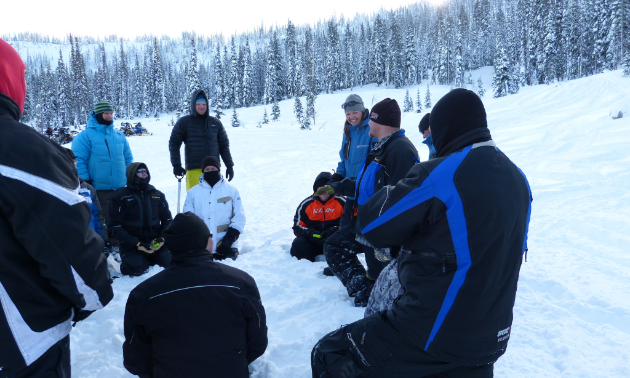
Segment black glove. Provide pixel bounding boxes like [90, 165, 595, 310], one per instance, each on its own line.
[320, 227, 338, 240]
[72, 307, 94, 323]
[86, 179, 93, 185]
[103, 240, 113, 255]
[213, 245, 239, 261]
[329, 172, 344, 183]
[137, 242, 154, 254]
[225, 166, 234, 181]
[173, 165, 186, 177]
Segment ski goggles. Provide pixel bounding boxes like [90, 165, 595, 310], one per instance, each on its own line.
[136, 169, 149, 174]
[341, 101, 363, 109]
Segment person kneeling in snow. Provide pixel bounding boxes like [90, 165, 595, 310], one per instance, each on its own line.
[123, 212, 268, 378]
[291, 172, 346, 262]
[109, 162, 173, 276]
[183, 156, 245, 261]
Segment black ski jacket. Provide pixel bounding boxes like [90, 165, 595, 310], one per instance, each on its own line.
[108, 163, 173, 253]
[0, 93, 113, 376]
[358, 128, 532, 365]
[169, 89, 234, 171]
[331, 129, 419, 240]
[123, 251, 268, 378]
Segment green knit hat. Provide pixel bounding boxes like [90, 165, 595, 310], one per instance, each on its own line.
[94, 101, 113, 115]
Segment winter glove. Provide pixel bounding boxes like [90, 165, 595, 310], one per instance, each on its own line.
[213, 245, 239, 261]
[103, 240, 113, 256]
[314, 185, 335, 197]
[329, 172, 344, 183]
[173, 165, 186, 177]
[72, 307, 94, 324]
[225, 166, 235, 181]
[320, 227, 338, 240]
[86, 179, 93, 186]
[151, 237, 165, 250]
[137, 242, 154, 254]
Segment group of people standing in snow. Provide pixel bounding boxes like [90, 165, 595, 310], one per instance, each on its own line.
[1, 36, 532, 378]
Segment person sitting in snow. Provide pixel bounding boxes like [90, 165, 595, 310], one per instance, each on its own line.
[108, 162, 173, 276]
[183, 156, 245, 261]
[123, 212, 267, 378]
[291, 172, 346, 262]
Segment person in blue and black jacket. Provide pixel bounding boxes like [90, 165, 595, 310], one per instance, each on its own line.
[312, 89, 532, 378]
[317, 98, 419, 307]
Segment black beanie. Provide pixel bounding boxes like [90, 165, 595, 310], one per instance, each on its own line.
[163, 212, 211, 254]
[369, 98, 401, 128]
[202, 156, 221, 171]
[313, 172, 332, 193]
[430, 89, 489, 156]
[418, 113, 431, 133]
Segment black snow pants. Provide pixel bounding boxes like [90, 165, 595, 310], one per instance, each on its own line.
[291, 235, 324, 262]
[120, 246, 171, 276]
[311, 313, 494, 378]
[323, 225, 387, 298]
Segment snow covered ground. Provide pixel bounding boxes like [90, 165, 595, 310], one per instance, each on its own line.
[68, 68, 630, 377]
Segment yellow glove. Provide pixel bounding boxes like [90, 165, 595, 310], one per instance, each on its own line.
[314, 185, 335, 197]
[151, 237, 165, 250]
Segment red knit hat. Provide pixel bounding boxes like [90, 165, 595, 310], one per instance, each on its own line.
[0, 39, 26, 114]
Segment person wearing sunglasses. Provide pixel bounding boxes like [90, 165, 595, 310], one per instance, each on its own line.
[319, 95, 377, 297]
[108, 162, 173, 276]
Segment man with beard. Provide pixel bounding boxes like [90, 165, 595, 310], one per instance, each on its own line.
[108, 163, 173, 276]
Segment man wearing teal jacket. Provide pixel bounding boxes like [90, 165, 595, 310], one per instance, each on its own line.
[72, 101, 133, 227]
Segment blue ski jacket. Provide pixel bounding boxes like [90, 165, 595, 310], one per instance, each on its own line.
[423, 133, 436, 160]
[72, 111, 133, 191]
[335, 115, 378, 180]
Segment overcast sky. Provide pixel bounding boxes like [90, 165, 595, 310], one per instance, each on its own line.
[1, 0, 444, 41]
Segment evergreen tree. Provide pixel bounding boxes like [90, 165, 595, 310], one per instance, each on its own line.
[56, 49, 70, 126]
[263, 107, 269, 124]
[185, 36, 201, 112]
[306, 90, 316, 125]
[492, 46, 511, 98]
[286, 20, 298, 98]
[271, 100, 281, 121]
[326, 19, 341, 93]
[231, 107, 240, 127]
[242, 37, 254, 107]
[405, 22, 418, 85]
[229, 36, 240, 107]
[152, 39, 165, 116]
[213, 45, 225, 118]
[293, 96, 304, 125]
[403, 90, 414, 112]
[477, 77, 486, 97]
[373, 15, 387, 85]
[424, 83, 432, 109]
[415, 88, 422, 113]
[264, 30, 283, 104]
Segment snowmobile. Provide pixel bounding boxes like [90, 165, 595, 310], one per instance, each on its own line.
[133, 122, 151, 136]
[119, 122, 134, 137]
[56, 127, 74, 144]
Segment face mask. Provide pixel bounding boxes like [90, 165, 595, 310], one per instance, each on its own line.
[204, 171, 220, 187]
[133, 175, 150, 188]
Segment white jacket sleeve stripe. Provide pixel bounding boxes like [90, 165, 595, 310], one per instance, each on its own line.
[0, 281, 72, 366]
[71, 267, 104, 311]
[0, 164, 85, 206]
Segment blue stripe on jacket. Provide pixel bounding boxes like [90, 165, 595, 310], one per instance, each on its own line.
[361, 145, 474, 350]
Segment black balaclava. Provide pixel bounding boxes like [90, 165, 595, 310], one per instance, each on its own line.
[127, 162, 150, 190]
[202, 156, 221, 187]
[95, 112, 114, 126]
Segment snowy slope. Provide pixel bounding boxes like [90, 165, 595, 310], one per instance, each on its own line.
[68, 69, 630, 378]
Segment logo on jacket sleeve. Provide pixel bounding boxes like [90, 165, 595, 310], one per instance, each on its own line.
[497, 326, 511, 342]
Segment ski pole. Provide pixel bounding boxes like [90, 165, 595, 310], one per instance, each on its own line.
[176, 175, 184, 213]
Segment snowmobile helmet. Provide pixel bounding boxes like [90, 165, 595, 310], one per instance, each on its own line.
[94, 101, 113, 115]
[164, 212, 212, 255]
[0, 38, 26, 114]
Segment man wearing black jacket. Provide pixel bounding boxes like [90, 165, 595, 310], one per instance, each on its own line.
[123, 212, 268, 378]
[109, 162, 172, 276]
[312, 89, 532, 377]
[317, 98, 419, 306]
[169, 90, 235, 191]
[0, 38, 113, 378]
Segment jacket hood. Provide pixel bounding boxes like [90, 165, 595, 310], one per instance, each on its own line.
[190, 89, 209, 117]
[87, 111, 113, 132]
[126, 162, 150, 186]
[0, 39, 26, 115]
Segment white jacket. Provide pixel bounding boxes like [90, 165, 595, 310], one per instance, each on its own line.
[183, 176, 246, 252]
